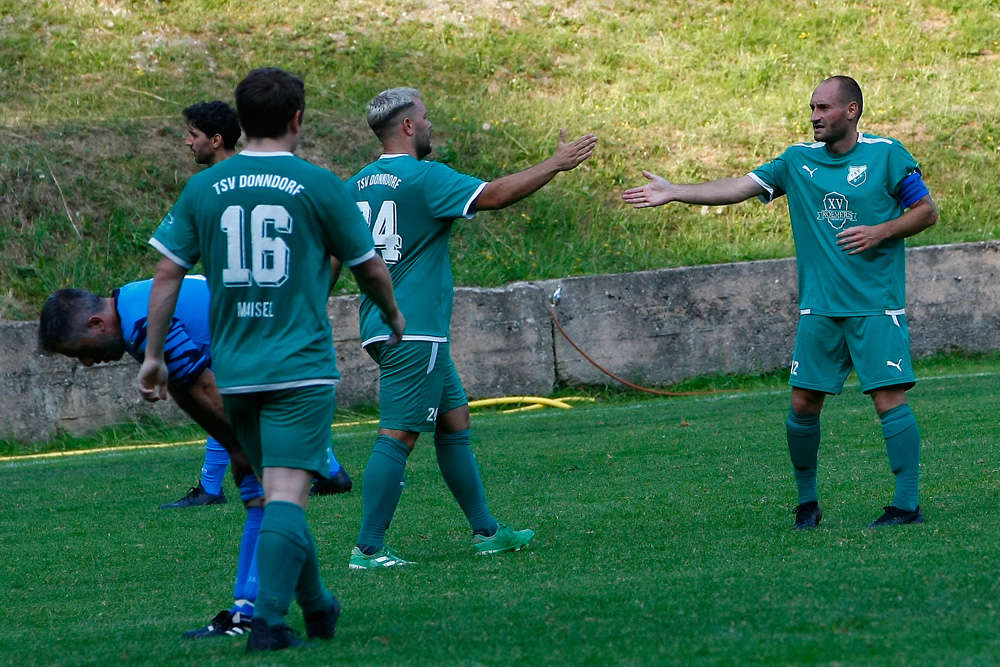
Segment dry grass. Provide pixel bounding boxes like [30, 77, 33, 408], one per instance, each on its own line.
[2, 0, 998, 319]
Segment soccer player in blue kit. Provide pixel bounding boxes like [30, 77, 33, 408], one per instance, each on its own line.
[39, 277, 263, 637]
[624, 76, 938, 529]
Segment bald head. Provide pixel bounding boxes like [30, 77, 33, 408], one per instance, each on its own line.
[820, 76, 863, 117]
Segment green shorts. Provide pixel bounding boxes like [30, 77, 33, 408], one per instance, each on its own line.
[789, 311, 916, 395]
[222, 384, 336, 478]
[367, 340, 467, 432]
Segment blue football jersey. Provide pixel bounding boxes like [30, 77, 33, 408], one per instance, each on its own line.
[114, 275, 213, 385]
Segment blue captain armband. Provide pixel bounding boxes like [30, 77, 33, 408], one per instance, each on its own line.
[897, 172, 929, 209]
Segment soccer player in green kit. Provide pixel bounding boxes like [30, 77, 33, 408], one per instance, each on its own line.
[343, 87, 597, 568]
[138, 67, 405, 651]
[623, 76, 938, 529]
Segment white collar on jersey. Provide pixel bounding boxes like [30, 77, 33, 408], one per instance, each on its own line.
[379, 153, 411, 159]
[240, 150, 294, 157]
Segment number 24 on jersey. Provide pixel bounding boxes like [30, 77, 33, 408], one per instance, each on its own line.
[357, 201, 402, 263]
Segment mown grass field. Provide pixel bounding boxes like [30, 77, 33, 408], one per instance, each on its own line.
[2, 0, 998, 319]
[2, 354, 1000, 666]
[3, 4, 1000, 665]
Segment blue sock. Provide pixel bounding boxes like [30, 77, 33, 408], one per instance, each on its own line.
[232, 505, 262, 617]
[199, 437, 230, 496]
[327, 446, 342, 477]
[239, 474, 265, 504]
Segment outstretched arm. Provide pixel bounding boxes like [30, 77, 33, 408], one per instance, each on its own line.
[137, 256, 187, 402]
[836, 194, 938, 254]
[472, 129, 597, 211]
[350, 255, 406, 344]
[622, 170, 766, 208]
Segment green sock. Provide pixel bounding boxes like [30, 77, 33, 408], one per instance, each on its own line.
[295, 525, 333, 615]
[786, 409, 821, 505]
[435, 429, 498, 537]
[357, 435, 410, 550]
[881, 404, 921, 511]
[255, 501, 308, 626]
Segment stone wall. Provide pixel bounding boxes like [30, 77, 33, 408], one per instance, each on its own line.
[3, 242, 998, 444]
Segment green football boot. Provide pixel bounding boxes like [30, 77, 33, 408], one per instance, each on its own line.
[348, 545, 416, 570]
[472, 524, 535, 556]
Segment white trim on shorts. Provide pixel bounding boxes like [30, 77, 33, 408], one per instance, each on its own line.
[220, 378, 337, 394]
[799, 308, 906, 325]
[885, 308, 906, 327]
[427, 342, 439, 375]
[361, 333, 448, 348]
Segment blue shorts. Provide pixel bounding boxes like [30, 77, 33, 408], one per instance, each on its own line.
[367, 341, 467, 432]
[789, 311, 916, 394]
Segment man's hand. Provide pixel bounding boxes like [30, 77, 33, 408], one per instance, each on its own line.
[471, 128, 597, 211]
[622, 170, 675, 208]
[837, 224, 886, 254]
[551, 129, 597, 172]
[837, 196, 937, 254]
[351, 255, 405, 344]
[138, 358, 169, 402]
[381, 308, 406, 346]
[140, 256, 187, 402]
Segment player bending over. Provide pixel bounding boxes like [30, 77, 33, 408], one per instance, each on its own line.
[40, 278, 263, 637]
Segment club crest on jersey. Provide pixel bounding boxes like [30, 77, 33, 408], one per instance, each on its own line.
[816, 191, 857, 230]
[847, 165, 867, 187]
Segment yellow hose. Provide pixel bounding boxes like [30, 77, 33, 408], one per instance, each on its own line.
[469, 396, 574, 410]
[1, 397, 595, 461]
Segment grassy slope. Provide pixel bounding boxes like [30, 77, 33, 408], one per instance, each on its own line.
[1, 0, 998, 320]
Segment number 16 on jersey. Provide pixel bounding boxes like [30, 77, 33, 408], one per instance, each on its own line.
[221, 204, 292, 287]
[356, 201, 402, 263]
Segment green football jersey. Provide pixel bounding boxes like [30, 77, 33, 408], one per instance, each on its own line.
[749, 132, 923, 316]
[347, 154, 486, 345]
[150, 151, 376, 393]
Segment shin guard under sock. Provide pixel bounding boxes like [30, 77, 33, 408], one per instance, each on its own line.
[786, 409, 821, 505]
[254, 501, 307, 625]
[881, 404, 921, 511]
[356, 436, 411, 550]
[435, 429, 498, 537]
[199, 437, 230, 496]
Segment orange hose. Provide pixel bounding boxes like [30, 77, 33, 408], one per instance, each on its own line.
[549, 305, 723, 397]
